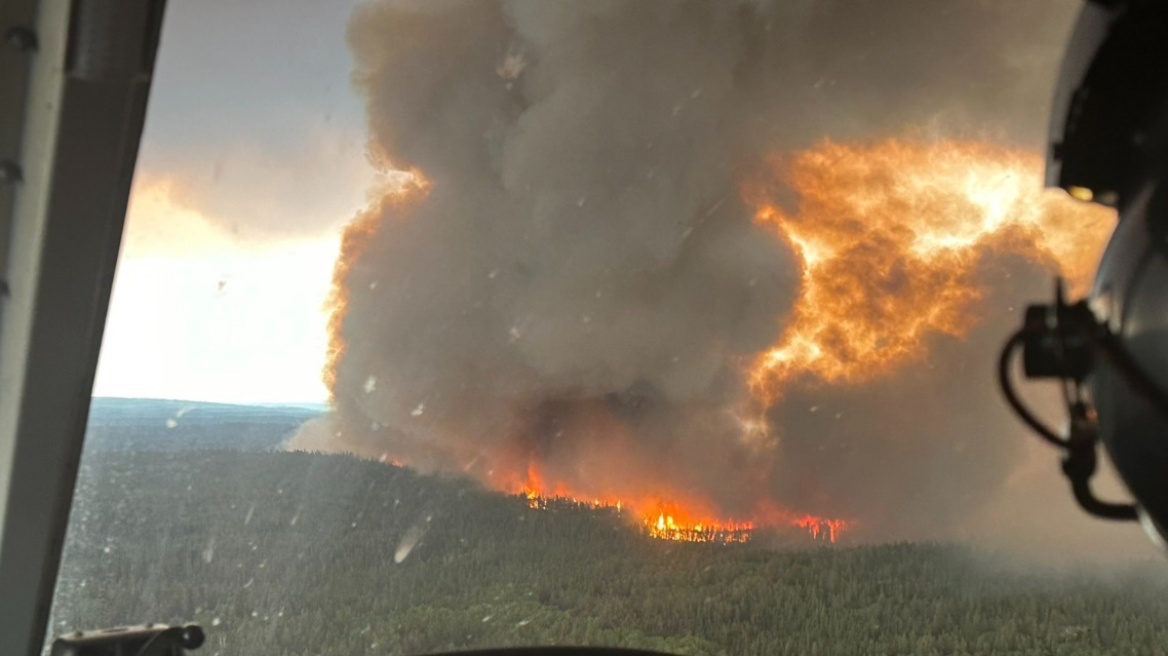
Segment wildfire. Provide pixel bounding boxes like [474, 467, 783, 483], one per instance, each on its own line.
[328, 137, 1114, 548]
[648, 512, 753, 543]
[501, 139, 1110, 543]
[517, 472, 842, 544]
[794, 516, 848, 543]
[745, 139, 1114, 405]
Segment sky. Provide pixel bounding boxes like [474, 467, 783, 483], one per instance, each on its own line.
[92, 0, 369, 403]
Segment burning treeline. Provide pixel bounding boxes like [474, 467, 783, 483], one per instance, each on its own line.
[294, 1, 1113, 544]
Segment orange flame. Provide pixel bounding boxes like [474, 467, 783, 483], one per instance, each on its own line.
[745, 139, 1114, 405]
[513, 464, 841, 544]
[794, 516, 848, 543]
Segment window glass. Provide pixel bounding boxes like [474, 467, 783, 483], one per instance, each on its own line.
[48, 2, 1168, 655]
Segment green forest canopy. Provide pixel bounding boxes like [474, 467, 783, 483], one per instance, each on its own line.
[50, 447, 1168, 656]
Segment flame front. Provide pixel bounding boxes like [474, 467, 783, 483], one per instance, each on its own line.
[794, 516, 848, 543]
[515, 465, 840, 544]
[647, 512, 753, 544]
[746, 139, 1113, 406]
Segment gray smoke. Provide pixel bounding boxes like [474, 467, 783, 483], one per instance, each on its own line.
[290, 0, 1143, 549]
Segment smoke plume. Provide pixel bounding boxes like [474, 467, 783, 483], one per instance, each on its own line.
[291, 0, 1145, 549]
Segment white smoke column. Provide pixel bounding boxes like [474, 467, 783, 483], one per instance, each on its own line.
[321, 1, 798, 512]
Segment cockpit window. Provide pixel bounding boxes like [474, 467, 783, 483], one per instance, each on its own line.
[48, 2, 1168, 655]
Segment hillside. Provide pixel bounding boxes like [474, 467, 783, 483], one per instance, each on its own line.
[50, 446, 1168, 656]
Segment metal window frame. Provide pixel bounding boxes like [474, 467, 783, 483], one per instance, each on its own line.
[0, 2, 165, 655]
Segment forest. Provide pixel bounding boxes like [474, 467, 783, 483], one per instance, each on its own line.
[47, 401, 1168, 656]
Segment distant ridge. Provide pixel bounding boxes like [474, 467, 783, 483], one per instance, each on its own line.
[85, 397, 324, 453]
[90, 396, 328, 414]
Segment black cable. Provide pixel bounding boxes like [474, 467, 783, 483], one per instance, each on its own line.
[1069, 473, 1140, 520]
[1061, 420, 1140, 521]
[997, 331, 1069, 448]
[997, 302, 1152, 523]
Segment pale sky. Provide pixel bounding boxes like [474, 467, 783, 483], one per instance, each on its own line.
[92, 0, 368, 404]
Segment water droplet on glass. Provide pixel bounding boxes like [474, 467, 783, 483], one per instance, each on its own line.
[394, 521, 428, 563]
